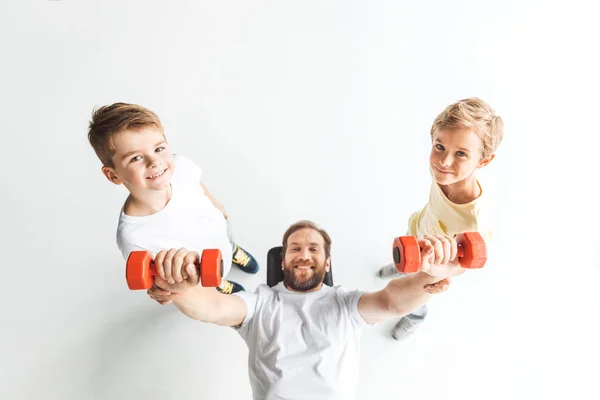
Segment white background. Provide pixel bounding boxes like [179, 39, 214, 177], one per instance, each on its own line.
[1, 1, 599, 399]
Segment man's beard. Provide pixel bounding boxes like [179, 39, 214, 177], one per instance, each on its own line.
[282, 261, 327, 292]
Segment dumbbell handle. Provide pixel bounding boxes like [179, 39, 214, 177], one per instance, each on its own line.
[456, 244, 466, 259]
[147, 259, 211, 277]
[393, 243, 466, 263]
[147, 261, 159, 277]
[126, 248, 222, 290]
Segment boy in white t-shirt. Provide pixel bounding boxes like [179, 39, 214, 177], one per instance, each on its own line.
[88, 102, 258, 294]
[378, 97, 504, 340]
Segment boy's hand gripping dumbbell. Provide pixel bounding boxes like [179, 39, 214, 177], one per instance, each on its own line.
[392, 232, 487, 273]
[126, 249, 223, 290]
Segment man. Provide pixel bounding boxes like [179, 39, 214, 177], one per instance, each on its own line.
[148, 220, 462, 399]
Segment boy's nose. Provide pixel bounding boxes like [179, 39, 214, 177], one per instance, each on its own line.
[147, 156, 161, 168]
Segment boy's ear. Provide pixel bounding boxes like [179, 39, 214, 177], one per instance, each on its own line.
[101, 166, 123, 185]
[478, 153, 495, 169]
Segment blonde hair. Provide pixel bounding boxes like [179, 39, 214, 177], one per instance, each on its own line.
[430, 98, 503, 159]
[88, 103, 165, 167]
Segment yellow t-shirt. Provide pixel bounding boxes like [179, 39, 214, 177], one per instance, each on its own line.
[407, 175, 492, 243]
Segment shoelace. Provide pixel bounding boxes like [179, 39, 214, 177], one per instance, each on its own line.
[233, 246, 251, 267]
[219, 280, 234, 294]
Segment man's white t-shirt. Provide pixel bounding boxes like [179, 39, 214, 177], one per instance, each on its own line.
[116, 154, 233, 276]
[234, 282, 372, 400]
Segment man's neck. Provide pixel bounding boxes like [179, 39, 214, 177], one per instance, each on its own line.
[283, 281, 324, 293]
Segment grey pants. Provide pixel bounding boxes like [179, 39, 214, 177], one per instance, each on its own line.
[379, 263, 428, 324]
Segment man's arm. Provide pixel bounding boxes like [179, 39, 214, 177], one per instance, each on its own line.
[358, 234, 463, 324]
[148, 249, 248, 327]
[172, 284, 248, 327]
[358, 272, 441, 324]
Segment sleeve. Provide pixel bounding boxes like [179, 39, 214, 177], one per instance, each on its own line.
[116, 227, 150, 260]
[406, 211, 420, 236]
[231, 290, 260, 337]
[172, 153, 203, 184]
[474, 200, 493, 244]
[473, 203, 495, 264]
[117, 240, 146, 261]
[337, 287, 374, 329]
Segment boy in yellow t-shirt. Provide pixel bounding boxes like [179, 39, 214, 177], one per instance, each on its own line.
[379, 97, 504, 340]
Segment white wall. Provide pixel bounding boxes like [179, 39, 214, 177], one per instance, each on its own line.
[1, 1, 599, 399]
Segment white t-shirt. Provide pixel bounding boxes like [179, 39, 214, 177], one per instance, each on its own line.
[116, 154, 233, 277]
[234, 282, 371, 400]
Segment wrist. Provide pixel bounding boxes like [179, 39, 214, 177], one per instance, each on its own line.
[411, 271, 442, 286]
[174, 286, 196, 301]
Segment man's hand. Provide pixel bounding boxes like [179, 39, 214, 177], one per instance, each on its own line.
[147, 284, 178, 305]
[424, 278, 451, 294]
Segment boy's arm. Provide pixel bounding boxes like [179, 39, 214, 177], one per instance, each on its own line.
[200, 183, 228, 219]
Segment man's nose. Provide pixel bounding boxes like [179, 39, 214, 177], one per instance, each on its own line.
[299, 248, 311, 260]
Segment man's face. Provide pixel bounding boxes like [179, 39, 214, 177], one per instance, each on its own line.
[282, 228, 330, 292]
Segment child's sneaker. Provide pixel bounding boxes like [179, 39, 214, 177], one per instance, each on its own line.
[216, 279, 245, 294]
[391, 317, 420, 341]
[232, 244, 259, 274]
[378, 263, 399, 279]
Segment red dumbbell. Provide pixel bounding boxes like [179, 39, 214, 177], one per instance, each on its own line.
[392, 232, 487, 273]
[126, 249, 224, 290]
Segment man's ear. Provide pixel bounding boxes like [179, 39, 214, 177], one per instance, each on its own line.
[101, 166, 123, 185]
[325, 257, 331, 272]
[478, 153, 495, 169]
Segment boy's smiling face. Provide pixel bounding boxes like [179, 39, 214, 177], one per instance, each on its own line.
[102, 127, 174, 193]
[429, 127, 493, 185]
